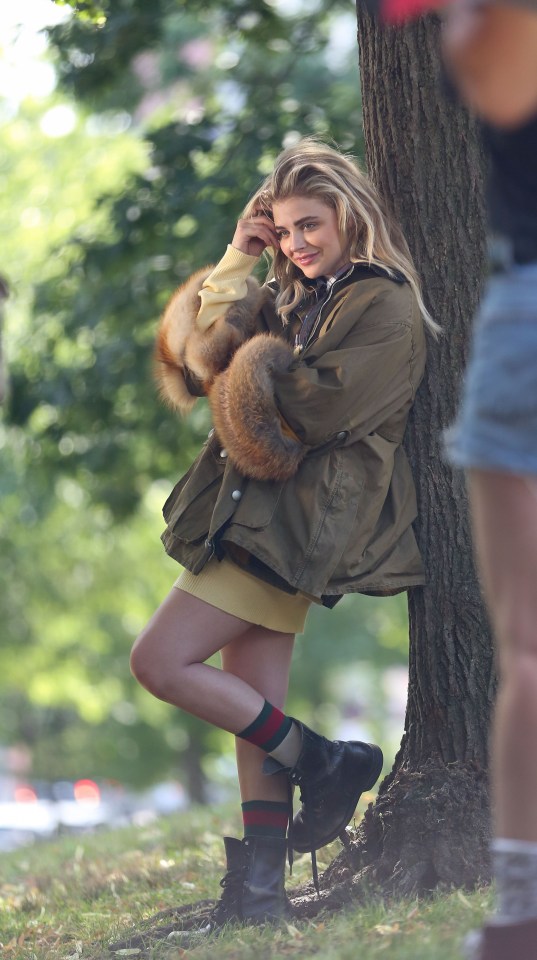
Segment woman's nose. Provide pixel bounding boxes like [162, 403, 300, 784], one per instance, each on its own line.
[290, 231, 305, 252]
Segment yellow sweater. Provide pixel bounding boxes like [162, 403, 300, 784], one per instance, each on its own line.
[196, 245, 260, 331]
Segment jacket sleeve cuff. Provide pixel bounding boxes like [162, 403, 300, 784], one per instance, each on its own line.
[208, 334, 307, 481]
[155, 265, 264, 413]
[197, 245, 261, 332]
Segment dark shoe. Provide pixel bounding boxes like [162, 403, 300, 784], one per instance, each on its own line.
[465, 918, 537, 960]
[206, 835, 290, 929]
[263, 720, 383, 853]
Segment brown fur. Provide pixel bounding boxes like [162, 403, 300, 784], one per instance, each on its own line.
[209, 334, 306, 481]
[154, 267, 265, 413]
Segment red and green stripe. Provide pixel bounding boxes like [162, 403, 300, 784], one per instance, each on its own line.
[241, 800, 289, 839]
[237, 700, 292, 753]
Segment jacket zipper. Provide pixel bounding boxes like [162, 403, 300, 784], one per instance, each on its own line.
[301, 265, 355, 351]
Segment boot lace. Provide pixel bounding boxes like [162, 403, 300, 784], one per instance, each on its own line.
[209, 860, 248, 925]
[287, 774, 320, 896]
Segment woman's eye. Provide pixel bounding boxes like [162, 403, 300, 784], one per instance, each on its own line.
[303, 222, 318, 231]
[276, 231, 288, 239]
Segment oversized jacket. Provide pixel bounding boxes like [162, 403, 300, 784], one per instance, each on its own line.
[155, 259, 427, 604]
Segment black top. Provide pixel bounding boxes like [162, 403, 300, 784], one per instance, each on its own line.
[483, 112, 537, 265]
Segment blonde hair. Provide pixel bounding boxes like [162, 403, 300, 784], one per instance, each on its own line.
[243, 138, 439, 335]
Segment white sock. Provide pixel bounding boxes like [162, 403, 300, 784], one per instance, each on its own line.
[462, 929, 483, 960]
[492, 837, 537, 924]
[268, 721, 302, 768]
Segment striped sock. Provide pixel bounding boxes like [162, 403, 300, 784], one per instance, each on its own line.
[241, 800, 289, 839]
[238, 700, 293, 753]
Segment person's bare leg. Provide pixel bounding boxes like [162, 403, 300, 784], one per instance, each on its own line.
[132, 586, 379, 861]
[132, 595, 297, 926]
[130, 588, 268, 733]
[221, 628, 295, 804]
[468, 470, 537, 842]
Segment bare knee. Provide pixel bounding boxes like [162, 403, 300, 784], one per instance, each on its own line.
[500, 646, 537, 691]
[130, 628, 157, 692]
[495, 598, 537, 664]
[496, 607, 537, 723]
[130, 589, 198, 702]
[130, 627, 176, 702]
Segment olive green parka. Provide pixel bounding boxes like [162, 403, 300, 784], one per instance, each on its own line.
[156, 262, 426, 604]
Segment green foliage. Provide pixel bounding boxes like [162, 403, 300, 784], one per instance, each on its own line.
[7, 0, 363, 516]
[0, 453, 227, 789]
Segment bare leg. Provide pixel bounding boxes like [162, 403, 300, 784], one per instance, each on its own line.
[131, 590, 297, 927]
[222, 628, 295, 804]
[131, 588, 271, 733]
[468, 469, 537, 841]
[131, 587, 295, 807]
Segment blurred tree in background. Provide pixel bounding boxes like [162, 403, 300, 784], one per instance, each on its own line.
[10, 0, 363, 511]
[1, 0, 408, 801]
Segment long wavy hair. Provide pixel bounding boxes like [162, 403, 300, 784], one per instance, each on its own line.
[243, 138, 438, 335]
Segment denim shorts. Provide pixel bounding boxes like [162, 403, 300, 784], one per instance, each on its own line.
[445, 262, 537, 476]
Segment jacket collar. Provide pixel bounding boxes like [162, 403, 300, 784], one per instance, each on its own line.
[293, 261, 406, 354]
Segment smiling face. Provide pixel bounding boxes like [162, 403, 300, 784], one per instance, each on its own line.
[272, 196, 349, 280]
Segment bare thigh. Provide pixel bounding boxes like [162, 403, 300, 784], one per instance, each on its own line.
[131, 587, 252, 678]
[469, 470, 537, 838]
[130, 587, 294, 734]
[469, 470, 537, 662]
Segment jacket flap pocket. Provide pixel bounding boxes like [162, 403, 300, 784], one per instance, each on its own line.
[163, 445, 224, 542]
[230, 479, 284, 530]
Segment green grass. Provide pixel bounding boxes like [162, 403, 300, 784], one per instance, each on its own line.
[0, 802, 493, 960]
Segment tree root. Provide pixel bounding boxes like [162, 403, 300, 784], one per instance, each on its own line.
[327, 759, 492, 896]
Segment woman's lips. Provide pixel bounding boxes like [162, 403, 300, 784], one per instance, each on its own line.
[295, 253, 319, 266]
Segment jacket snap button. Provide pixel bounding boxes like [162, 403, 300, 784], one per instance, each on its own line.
[231, 489, 242, 501]
[219, 449, 228, 458]
[336, 431, 347, 441]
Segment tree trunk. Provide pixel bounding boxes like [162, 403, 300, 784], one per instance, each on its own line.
[335, 11, 495, 895]
[0, 277, 8, 403]
[183, 731, 208, 806]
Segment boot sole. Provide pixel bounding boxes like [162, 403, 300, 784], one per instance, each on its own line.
[292, 743, 384, 853]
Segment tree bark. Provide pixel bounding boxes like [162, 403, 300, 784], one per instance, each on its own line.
[337, 10, 496, 894]
[183, 731, 208, 805]
[0, 277, 8, 404]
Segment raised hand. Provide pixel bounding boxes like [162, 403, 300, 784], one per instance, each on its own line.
[231, 211, 280, 258]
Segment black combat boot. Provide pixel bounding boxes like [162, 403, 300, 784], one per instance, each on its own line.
[206, 835, 290, 929]
[263, 720, 383, 853]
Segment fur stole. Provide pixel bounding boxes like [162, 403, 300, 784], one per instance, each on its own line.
[209, 334, 307, 481]
[155, 267, 265, 412]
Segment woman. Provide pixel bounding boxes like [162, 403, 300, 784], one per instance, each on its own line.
[131, 138, 433, 926]
[443, 7, 537, 959]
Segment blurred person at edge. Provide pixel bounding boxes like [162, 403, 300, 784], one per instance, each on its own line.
[441, 6, 537, 960]
[130, 138, 435, 931]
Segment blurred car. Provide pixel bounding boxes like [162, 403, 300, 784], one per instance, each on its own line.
[0, 780, 57, 850]
[51, 778, 131, 832]
[0, 774, 190, 848]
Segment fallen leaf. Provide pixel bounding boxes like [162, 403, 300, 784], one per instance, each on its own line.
[374, 923, 400, 935]
[457, 890, 472, 908]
